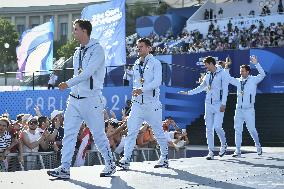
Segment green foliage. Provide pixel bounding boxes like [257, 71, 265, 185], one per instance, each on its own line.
[57, 39, 79, 59]
[0, 18, 19, 71]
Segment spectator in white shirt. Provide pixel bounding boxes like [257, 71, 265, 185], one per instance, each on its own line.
[48, 72, 58, 90]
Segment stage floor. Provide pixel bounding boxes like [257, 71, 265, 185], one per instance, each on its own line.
[1, 147, 284, 189]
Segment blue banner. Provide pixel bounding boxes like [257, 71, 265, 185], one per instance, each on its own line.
[0, 86, 202, 129]
[0, 87, 132, 121]
[81, 0, 126, 67]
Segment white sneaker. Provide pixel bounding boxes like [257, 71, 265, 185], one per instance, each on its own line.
[256, 146, 262, 156]
[47, 166, 70, 179]
[117, 158, 130, 170]
[154, 157, 169, 168]
[219, 143, 228, 157]
[100, 163, 116, 177]
[206, 151, 214, 160]
[232, 151, 241, 158]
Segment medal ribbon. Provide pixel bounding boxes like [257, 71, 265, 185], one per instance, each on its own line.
[78, 46, 90, 72]
[209, 72, 216, 89]
[138, 59, 149, 82]
[240, 78, 248, 93]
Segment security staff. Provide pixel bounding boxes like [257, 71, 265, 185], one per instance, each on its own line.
[118, 38, 168, 169]
[179, 56, 229, 160]
[226, 55, 265, 157]
[47, 19, 115, 179]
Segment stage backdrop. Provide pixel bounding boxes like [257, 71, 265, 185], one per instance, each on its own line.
[0, 86, 205, 129]
[167, 47, 284, 93]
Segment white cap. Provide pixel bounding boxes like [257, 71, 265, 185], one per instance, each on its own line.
[22, 114, 32, 122]
[50, 110, 64, 120]
[27, 116, 38, 123]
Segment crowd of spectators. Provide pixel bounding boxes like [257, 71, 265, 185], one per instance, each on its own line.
[0, 108, 65, 172]
[0, 100, 190, 172]
[126, 16, 284, 58]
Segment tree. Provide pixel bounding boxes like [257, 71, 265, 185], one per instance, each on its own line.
[57, 39, 79, 59]
[0, 18, 19, 72]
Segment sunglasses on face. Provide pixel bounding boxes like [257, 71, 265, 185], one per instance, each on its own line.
[29, 120, 38, 125]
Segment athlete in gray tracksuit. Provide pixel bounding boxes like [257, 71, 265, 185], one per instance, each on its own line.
[47, 19, 115, 179]
[226, 55, 265, 157]
[179, 56, 229, 160]
[118, 38, 168, 169]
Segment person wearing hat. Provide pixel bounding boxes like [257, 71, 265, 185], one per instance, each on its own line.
[179, 56, 229, 160]
[226, 55, 265, 157]
[22, 116, 49, 170]
[47, 19, 115, 179]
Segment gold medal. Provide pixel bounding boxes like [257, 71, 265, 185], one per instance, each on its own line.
[207, 86, 211, 91]
[240, 91, 244, 96]
[140, 78, 145, 84]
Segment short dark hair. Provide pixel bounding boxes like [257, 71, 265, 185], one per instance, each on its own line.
[137, 38, 152, 47]
[38, 116, 48, 126]
[203, 56, 216, 65]
[166, 116, 172, 120]
[16, 114, 24, 121]
[240, 64, 251, 72]
[73, 19, 92, 36]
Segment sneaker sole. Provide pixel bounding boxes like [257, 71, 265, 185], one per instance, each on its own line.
[118, 166, 129, 170]
[117, 162, 130, 170]
[154, 164, 169, 168]
[47, 171, 70, 179]
[232, 155, 241, 158]
[100, 168, 116, 177]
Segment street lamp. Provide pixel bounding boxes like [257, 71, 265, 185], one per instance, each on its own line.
[4, 43, 9, 49]
[4, 43, 9, 73]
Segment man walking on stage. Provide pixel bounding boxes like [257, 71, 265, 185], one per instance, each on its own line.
[117, 38, 169, 170]
[179, 56, 229, 160]
[226, 55, 265, 157]
[47, 19, 115, 179]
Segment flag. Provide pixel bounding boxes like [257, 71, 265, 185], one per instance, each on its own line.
[81, 0, 126, 67]
[16, 19, 54, 79]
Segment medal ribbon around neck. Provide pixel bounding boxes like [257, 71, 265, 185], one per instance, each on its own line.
[78, 46, 89, 74]
[208, 72, 216, 90]
[240, 78, 248, 95]
[138, 58, 149, 84]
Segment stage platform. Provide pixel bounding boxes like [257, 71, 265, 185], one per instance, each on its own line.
[1, 147, 284, 189]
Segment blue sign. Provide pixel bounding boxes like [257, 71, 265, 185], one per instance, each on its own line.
[0, 87, 132, 121]
[0, 86, 205, 129]
[81, 0, 126, 67]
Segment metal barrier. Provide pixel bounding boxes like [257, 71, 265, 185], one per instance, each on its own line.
[3, 146, 188, 172]
[6, 151, 58, 172]
[84, 150, 103, 165]
[133, 146, 160, 162]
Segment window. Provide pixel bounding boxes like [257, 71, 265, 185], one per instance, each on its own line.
[60, 23, 68, 42]
[17, 25, 25, 35]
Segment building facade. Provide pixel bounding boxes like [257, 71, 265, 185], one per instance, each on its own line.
[0, 0, 160, 41]
[0, 1, 106, 41]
